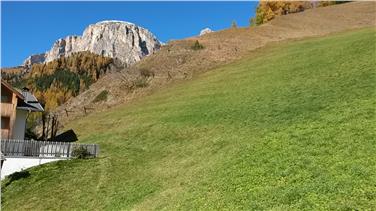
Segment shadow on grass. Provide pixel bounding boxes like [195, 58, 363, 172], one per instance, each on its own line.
[2, 170, 31, 188]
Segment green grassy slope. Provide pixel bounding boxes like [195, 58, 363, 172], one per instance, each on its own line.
[2, 28, 376, 210]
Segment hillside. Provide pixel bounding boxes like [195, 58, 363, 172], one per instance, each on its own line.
[2, 27, 375, 210]
[2, 52, 114, 110]
[1, 66, 27, 87]
[54, 1, 376, 125]
[251, 1, 346, 25]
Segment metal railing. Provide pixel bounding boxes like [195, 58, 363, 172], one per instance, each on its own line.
[1, 139, 99, 159]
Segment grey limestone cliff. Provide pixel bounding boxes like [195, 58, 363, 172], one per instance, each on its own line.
[24, 20, 161, 67]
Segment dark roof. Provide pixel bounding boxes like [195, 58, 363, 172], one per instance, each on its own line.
[17, 91, 44, 112]
[49, 130, 78, 142]
[1, 80, 44, 112]
[17, 100, 44, 112]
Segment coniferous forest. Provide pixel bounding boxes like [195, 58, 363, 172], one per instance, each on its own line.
[2, 51, 113, 110]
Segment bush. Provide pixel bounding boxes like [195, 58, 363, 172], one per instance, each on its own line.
[25, 127, 38, 140]
[134, 77, 148, 88]
[92, 90, 108, 103]
[249, 17, 256, 27]
[71, 146, 91, 159]
[191, 40, 204, 50]
[139, 68, 154, 78]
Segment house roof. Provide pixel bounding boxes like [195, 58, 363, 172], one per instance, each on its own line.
[19, 91, 44, 112]
[1, 80, 44, 112]
[16, 90, 44, 112]
[1, 79, 25, 100]
[48, 129, 78, 142]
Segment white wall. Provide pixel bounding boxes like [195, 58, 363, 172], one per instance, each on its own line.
[1, 157, 65, 179]
[13, 109, 28, 140]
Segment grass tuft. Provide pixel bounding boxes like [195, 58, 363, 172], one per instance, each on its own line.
[92, 90, 109, 103]
[191, 40, 204, 50]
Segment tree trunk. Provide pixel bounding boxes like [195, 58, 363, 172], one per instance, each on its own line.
[42, 113, 46, 141]
[45, 114, 50, 141]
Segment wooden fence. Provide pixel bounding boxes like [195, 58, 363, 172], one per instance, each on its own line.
[1, 139, 99, 158]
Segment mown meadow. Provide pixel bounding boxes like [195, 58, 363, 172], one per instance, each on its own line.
[2, 28, 375, 210]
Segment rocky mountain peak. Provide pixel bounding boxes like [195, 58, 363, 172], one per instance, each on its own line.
[199, 28, 214, 36]
[24, 20, 161, 67]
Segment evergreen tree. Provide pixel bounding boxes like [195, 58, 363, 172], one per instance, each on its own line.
[231, 20, 238, 28]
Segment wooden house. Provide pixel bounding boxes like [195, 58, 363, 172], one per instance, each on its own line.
[1, 80, 44, 140]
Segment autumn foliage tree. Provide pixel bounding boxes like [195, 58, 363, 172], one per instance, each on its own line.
[12, 51, 114, 111]
[250, 1, 348, 26]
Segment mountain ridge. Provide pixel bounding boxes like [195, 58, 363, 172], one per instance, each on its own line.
[23, 20, 161, 67]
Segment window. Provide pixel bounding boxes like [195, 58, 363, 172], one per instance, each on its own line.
[1, 85, 12, 103]
[1, 117, 10, 129]
[1, 94, 10, 103]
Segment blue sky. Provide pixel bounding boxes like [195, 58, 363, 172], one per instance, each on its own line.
[1, 1, 258, 67]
